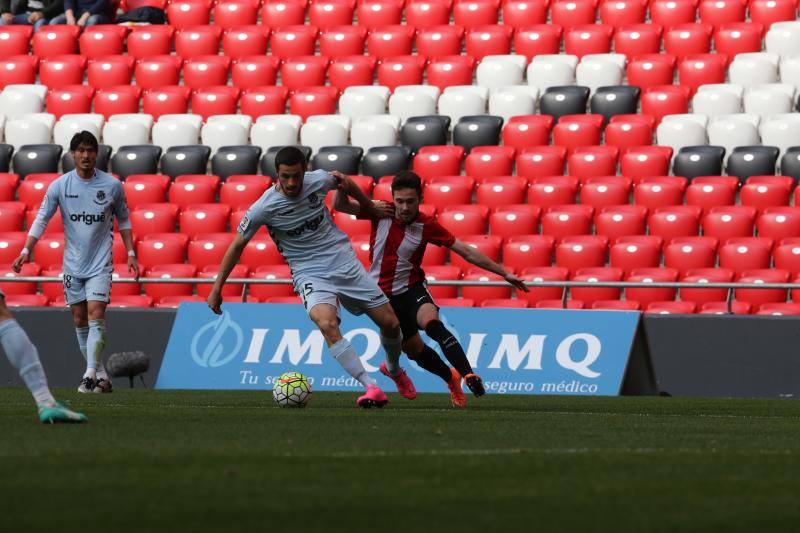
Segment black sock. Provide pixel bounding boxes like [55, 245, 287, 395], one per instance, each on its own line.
[424, 320, 474, 377]
[409, 345, 452, 383]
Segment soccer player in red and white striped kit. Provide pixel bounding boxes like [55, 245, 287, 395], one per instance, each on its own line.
[335, 171, 528, 407]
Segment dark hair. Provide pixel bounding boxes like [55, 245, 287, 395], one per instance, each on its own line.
[274, 146, 307, 171]
[391, 171, 423, 196]
[70, 131, 99, 152]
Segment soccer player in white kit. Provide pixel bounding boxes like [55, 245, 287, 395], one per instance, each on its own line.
[207, 147, 415, 408]
[13, 131, 139, 393]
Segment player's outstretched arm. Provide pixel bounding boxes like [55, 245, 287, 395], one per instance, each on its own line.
[207, 234, 249, 314]
[450, 240, 529, 293]
[332, 189, 361, 215]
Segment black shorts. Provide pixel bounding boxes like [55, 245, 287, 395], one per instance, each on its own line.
[389, 283, 438, 339]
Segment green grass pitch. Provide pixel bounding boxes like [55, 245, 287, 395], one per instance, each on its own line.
[2, 388, 800, 532]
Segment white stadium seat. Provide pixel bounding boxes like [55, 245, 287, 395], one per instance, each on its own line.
[576, 56, 623, 92]
[744, 85, 794, 118]
[656, 115, 708, 151]
[206, 114, 253, 131]
[438, 87, 487, 125]
[0, 87, 44, 117]
[4, 113, 55, 149]
[200, 119, 248, 153]
[779, 54, 800, 88]
[693, 85, 743, 116]
[151, 115, 201, 151]
[760, 114, 800, 154]
[766, 22, 800, 56]
[488, 86, 538, 121]
[54, 114, 104, 151]
[527, 54, 578, 90]
[339, 88, 389, 120]
[350, 115, 400, 151]
[300, 118, 348, 154]
[250, 121, 298, 151]
[707, 115, 761, 156]
[729, 53, 780, 87]
[476, 57, 524, 89]
[102, 121, 150, 152]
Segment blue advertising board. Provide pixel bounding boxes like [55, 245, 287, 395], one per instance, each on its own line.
[156, 303, 641, 396]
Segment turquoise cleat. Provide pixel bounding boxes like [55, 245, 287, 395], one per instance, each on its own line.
[38, 403, 88, 424]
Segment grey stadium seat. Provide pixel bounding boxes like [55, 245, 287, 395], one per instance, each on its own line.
[400, 115, 450, 154]
[780, 147, 800, 184]
[211, 146, 262, 179]
[672, 146, 726, 181]
[160, 145, 211, 178]
[590, 86, 640, 123]
[540, 86, 590, 121]
[312, 146, 364, 175]
[726, 146, 779, 183]
[361, 146, 411, 180]
[453, 115, 503, 153]
[13, 144, 62, 178]
[111, 145, 162, 179]
[0, 144, 13, 172]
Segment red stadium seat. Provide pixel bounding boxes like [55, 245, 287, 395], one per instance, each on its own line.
[222, 26, 270, 59]
[188, 233, 235, 269]
[0, 263, 40, 296]
[650, 0, 697, 27]
[550, 0, 597, 31]
[350, 235, 372, 267]
[191, 86, 240, 120]
[39, 55, 85, 89]
[592, 300, 641, 310]
[180, 204, 231, 238]
[105, 295, 153, 308]
[552, 115, 604, 152]
[773, 241, 800, 276]
[536, 300, 585, 309]
[489, 205, 540, 238]
[741, 182, 791, 212]
[449, 235, 502, 271]
[144, 263, 197, 300]
[570, 267, 623, 305]
[625, 267, 678, 309]
[240, 235, 284, 268]
[680, 267, 734, 306]
[462, 269, 512, 304]
[289, 87, 338, 121]
[438, 205, 489, 236]
[414, 146, 465, 180]
[281, 55, 330, 92]
[135, 56, 182, 90]
[261, 1, 306, 30]
[634, 181, 685, 210]
[93, 86, 141, 118]
[4, 294, 48, 307]
[555, 236, 607, 272]
[416, 25, 464, 58]
[18, 174, 59, 211]
[541, 206, 593, 240]
[123, 175, 170, 208]
[182, 56, 231, 90]
[735, 269, 789, 310]
[685, 180, 736, 211]
[249, 265, 295, 300]
[0, 56, 37, 88]
[405, 0, 451, 30]
[610, 240, 660, 273]
[627, 54, 676, 92]
[377, 55, 427, 89]
[424, 265, 462, 299]
[155, 296, 208, 308]
[357, 1, 402, 31]
[0, 26, 32, 57]
[749, 0, 796, 29]
[649, 206, 701, 241]
[367, 25, 414, 59]
[454, 0, 499, 30]
[594, 205, 647, 240]
[580, 181, 630, 209]
[645, 301, 696, 314]
[319, 27, 367, 58]
[0, 174, 19, 202]
[231, 56, 279, 89]
[699, 0, 746, 27]
[240, 86, 288, 118]
[130, 204, 179, 236]
[214, 0, 258, 30]
[127, 26, 174, 59]
[33, 234, 64, 269]
[517, 146, 567, 178]
[32, 26, 79, 57]
[0, 202, 24, 232]
[641, 85, 690, 123]
[604, 120, 653, 151]
[476, 179, 526, 208]
[309, 0, 354, 31]
[79, 26, 126, 59]
[513, 24, 562, 60]
[502, 235, 554, 271]
[620, 146, 673, 178]
[698, 301, 752, 315]
[503, 0, 548, 29]
[568, 146, 619, 178]
[0, 232, 28, 265]
[166, 0, 211, 29]
[168, 180, 216, 209]
[757, 303, 800, 316]
[518, 266, 568, 305]
[664, 23, 714, 61]
[600, 0, 646, 27]
[702, 207, 755, 241]
[714, 22, 763, 57]
[480, 298, 529, 308]
[332, 211, 370, 238]
[46, 86, 92, 118]
[502, 115, 553, 151]
[564, 24, 614, 57]
[614, 24, 662, 57]
[678, 53, 728, 95]
[527, 176, 579, 207]
[465, 25, 513, 59]
[466, 147, 515, 178]
[270, 25, 318, 59]
[664, 239, 716, 274]
[718, 238, 772, 273]
[137, 234, 189, 268]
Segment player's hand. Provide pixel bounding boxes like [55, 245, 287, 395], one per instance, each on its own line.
[329, 170, 347, 191]
[207, 289, 223, 315]
[11, 253, 27, 273]
[127, 255, 140, 281]
[369, 200, 394, 219]
[504, 272, 529, 293]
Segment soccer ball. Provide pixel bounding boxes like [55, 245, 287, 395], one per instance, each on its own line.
[273, 371, 312, 408]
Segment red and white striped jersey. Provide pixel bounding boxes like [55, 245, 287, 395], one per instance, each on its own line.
[365, 209, 455, 296]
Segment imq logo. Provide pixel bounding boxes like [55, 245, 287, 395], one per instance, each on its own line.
[191, 313, 244, 368]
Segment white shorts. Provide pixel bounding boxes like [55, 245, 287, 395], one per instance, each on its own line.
[294, 266, 389, 317]
[63, 272, 113, 306]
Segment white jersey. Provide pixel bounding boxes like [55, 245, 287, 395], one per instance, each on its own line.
[237, 170, 362, 278]
[29, 170, 131, 278]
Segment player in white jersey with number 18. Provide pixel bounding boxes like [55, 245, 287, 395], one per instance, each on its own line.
[207, 147, 416, 408]
[13, 131, 139, 394]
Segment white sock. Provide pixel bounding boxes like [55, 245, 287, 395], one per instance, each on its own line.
[84, 319, 106, 380]
[380, 333, 404, 376]
[77, 325, 108, 379]
[0, 319, 56, 407]
[330, 338, 376, 389]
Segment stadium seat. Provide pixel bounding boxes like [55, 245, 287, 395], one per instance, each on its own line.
[594, 205, 647, 241]
[438, 205, 489, 237]
[241, 87, 290, 121]
[246, 265, 294, 300]
[166, 0, 211, 28]
[289, 87, 338, 121]
[609, 241, 661, 273]
[127, 26, 173, 59]
[188, 233, 235, 269]
[362, 146, 411, 180]
[501, 115, 553, 151]
[664, 240, 716, 274]
[625, 268, 679, 309]
[718, 239, 772, 273]
[367, 25, 414, 59]
[449, 235, 502, 271]
[645, 301, 697, 314]
[405, 1, 451, 30]
[240, 235, 284, 268]
[174, 25, 221, 58]
[197, 264, 251, 298]
[130, 204, 179, 236]
[142, 87, 190, 119]
[702, 207, 755, 241]
[137, 234, 189, 268]
[32, 26, 79, 57]
[541, 206, 592, 240]
[462, 269, 512, 304]
[465, 25, 513, 60]
[230, 56, 279, 89]
[620, 147, 673, 178]
[536, 300, 585, 309]
[551, 0, 597, 31]
[614, 24, 662, 57]
[735, 269, 789, 309]
[416, 25, 464, 58]
[111, 146, 161, 181]
[0, 26, 32, 57]
[380, 55, 427, 90]
[160, 145, 211, 179]
[135, 56, 182, 90]
[144, 263, 198, 300]
[757, 302, 800, 316]
[627, 55, 676, 92]
[555, 236, 607, 272]
[570, 267, 623, 305]
[180, 204, 231, 238]
[514, 25, 562, 60]
[480, 299, 529, 308]
[182, 56, 231, 90]
[32, 234, 63, 268]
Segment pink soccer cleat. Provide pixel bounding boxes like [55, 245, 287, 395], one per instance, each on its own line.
[357, 384, 389, 408]
[379, 362, 417, 400]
